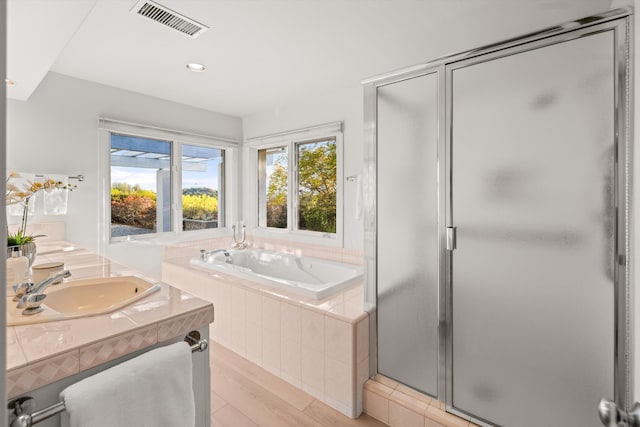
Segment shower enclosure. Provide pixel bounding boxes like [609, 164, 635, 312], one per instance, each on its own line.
[363, 9, 632, 427]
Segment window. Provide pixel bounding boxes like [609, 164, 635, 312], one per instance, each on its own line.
[296, 138, 336, 233]
[258, 146, 288, 228]
[182, 145, 224, 231]
[252, 122, 342, 241]
[110, 134, 172, 238]
[106, 126, 230, 240]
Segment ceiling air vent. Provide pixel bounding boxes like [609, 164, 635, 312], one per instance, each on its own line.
[130, 0, 209, 39]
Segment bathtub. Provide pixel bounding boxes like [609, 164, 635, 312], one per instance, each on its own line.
[189, 248, 362, 299]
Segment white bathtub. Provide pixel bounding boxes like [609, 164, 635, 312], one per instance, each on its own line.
[189, 248, 362, 299]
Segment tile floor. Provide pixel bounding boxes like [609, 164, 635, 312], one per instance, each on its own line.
[210, 341, 385, 427]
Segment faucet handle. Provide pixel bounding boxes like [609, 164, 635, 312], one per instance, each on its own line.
[12, 282, 34, 302]
[17, 293, 46, 310]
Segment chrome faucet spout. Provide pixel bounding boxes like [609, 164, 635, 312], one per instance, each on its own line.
[32, 270, 72, 294]
[200, 249, 231, 263]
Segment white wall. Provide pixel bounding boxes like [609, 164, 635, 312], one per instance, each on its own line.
[242, 81, 364, 250]
[7, 72, 242, 257]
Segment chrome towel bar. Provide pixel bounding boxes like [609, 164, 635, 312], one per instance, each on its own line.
[8, 331, 208, 427]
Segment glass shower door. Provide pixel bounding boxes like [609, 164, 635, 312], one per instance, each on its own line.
[377, 72, 439, 396]
[449, 30, 616, 426]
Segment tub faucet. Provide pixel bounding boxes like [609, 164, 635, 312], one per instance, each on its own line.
[15, 270, 71, 311]
[200, 249, 231, 263]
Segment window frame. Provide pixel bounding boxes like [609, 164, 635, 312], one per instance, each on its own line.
[98, 118, 238, 246]
[245, 123, 343, 246]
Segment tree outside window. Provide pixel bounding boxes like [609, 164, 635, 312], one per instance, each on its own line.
[258, 137, 337, 234]
[296, 139, 336, 233]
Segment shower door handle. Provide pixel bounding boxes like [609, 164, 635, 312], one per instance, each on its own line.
[598, 398, 640, 426]
[446, 227, 456, 251]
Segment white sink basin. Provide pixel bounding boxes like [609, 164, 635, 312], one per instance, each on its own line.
[7, 276, 161, 326]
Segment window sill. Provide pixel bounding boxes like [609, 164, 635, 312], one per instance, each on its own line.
[249, 227, 343, 248]
[108, 227, 232, 246]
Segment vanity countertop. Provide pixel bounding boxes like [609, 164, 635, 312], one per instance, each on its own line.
[6, 241, 214, 398]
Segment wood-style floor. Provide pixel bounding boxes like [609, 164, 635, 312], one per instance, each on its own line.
[210, 341, 386, 427]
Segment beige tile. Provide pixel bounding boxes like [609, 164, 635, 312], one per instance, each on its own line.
[343, 283, 364, 301]
[281, 302, 301, 342]
[327, 301, 368, 323]
[79, 324, 157, 370]
[44, 251, 107, 269]
[262, 296, 281, 332]
[231, 287, 247, 356]
[301, 348, 325, 400]
[324, 357, 353, 407]
[356, 316, 369, 363]
[364, 388, 389, 424]
[396, 384, 433, 405]
[120, 282, 212, 328]
[210, 281, 231, 347]
[389, 400, 424, 427]
[262, 328, 281, 376]
[245, 322, 262, 365]
[356, 356, 371, 414]
[301, 309, 325, 353]
[425, 406, 469, 427]
[389, 389, 430, 415]
[365, 379, 395, 397]
[325, 316, 352, 364]
[281, 338, 301, 386]
[372, 374, 400, 390]
[6, 327, 27, 370]
[425, 418, 447, 427]
[15, 311, 136, 363]
[7, 349, 79, 398]
[430, 400, 446, 410]
[157, 306, 215, 342]
[246, 290, 262, 326]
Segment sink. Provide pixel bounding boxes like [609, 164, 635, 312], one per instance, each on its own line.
[6, 276, 161, 326]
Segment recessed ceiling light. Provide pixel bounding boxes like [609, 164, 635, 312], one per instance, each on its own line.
[5, 79, 16, 86]
[186, 63, 206, 72]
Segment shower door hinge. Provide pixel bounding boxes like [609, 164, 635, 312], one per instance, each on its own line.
[446, 227, 457, 251]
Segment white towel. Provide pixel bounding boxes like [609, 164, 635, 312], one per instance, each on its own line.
[43, 174, 69, 215]
[60, 341, 195, 427]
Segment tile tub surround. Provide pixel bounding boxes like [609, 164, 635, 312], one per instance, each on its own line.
[6, 243, 215, 398]
[162, 240, 368, 418]
[363, 375, 481, 427]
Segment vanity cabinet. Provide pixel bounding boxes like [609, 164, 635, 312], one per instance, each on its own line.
[6, 242, 214, 427]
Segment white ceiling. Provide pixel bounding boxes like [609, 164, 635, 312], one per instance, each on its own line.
[7, 0, 617, 118]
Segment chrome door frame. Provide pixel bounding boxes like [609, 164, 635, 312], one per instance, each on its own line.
[362, 7, 632, 424]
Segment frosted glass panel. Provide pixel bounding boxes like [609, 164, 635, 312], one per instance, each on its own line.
[451, 32, 615, 426]
[377, 73, 439, 396]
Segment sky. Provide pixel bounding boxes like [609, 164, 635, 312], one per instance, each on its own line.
[111, 157, 221, 192]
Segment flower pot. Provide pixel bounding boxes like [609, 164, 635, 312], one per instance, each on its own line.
[7, 242, 37, 268]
